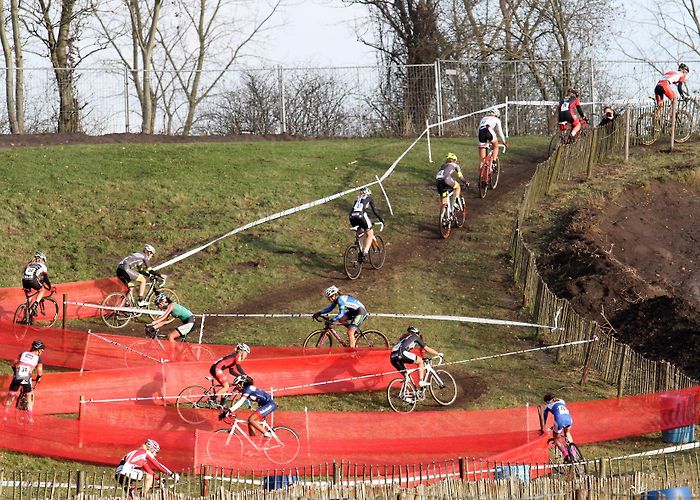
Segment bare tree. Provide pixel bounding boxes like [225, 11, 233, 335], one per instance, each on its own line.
[0, 0, 25, 133]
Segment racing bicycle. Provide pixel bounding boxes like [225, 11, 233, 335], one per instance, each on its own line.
[439, 186, 467, 239]
[344, 222, 386, 280]
[100, 272, 180, 328]
[547, 430, 586, 477]
[635, 98, 693, 146]
[206, 411, 300, 464]
[14, 378, 39, 424]
[13, 285, 59, 328]
[176, 376, 249, 425]
[302, 314, 389, 355]
[478, 144, 506, 198]
[386, 356, 458, 413]
[123, 324, 214, 368]
[548, 118, 589, 157]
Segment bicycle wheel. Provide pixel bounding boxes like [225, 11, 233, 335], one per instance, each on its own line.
[125, 339, 166, 368]
[356, 329, 389, 348]
[368, 235, 386, 269]
[548, 134, 561, 157]
[176, 385, 210, 425]
[429, 369, 457, 406]
[547, 438, 566, 475]
[439, 205, 452, 239]
[490, 158, 501, 189]
[387, 378, 417, 413]
[636, 112, 660, 146]
[478, 162, 488, 198]
[180, 345, 215, 364]
[302, 330, 333, 356]
[148, 287, 181, 322]
[674, 109, 693, 143]
[264, 426, 301, 464]
[34, 298, 59, 328]
[15, 392, 30, 424]
[567, 442, 586, 476]
[343, 244, 362, 280]
[454, 196, 466, 228]
[101, 292, 133, 328]
[12, 304, 30, 340]
[206, 429, 243, 463]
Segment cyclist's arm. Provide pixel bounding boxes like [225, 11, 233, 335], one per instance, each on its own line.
[318, 303, 335, 315]
[542, 407, 551, 423]
[331, 300, 346, 322]
[229, 362, 246, 376]
[423, 346, 440, 356]
[150, 303, 174, 328]
[495, 120, 507, 144]
[368, 199, 384, 224]
[143, 455, 172, 477]
[677, 82, 689, 98]
[228, 393, 249, 412]
[35, 362, 43, 379]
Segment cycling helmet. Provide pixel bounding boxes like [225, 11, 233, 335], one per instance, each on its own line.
[406, 326, 420, 335]
[360, 187, 371, 196]
[144, 439, 160, 453]
[445, 152, 458, 162]
[488, 107, 501, 118]
[543, 393, 554, 403]
[31, 339, 45, 350]
[34, 252, 47, 262]
[236, 343, 251, 354]
[566, 87, 579, 97]
[144, 244, 156, 255]
[324, 285, 339, 298]
[234, 374, 252, 386]
[679, 63, 689, 72]
[155, 292, 168, 304]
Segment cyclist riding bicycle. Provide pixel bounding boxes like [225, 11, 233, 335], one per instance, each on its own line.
[22, 252, 52, 312]
[219, 375, 277, 440]
[348, 187, 384, 262]
[543, 393, 574, 450]
[435, 153, 466, 210]
[115, 439, 178, 496]
[655, 63, 689, 107]
[147, 292, 195, 342]
[477, 108, 508, 168]
[116, 244, 158, 306]
[390, 326, 442, 393]
[3, 339, 45, 422]
[209, 343, 251, 407]
[558, 87, 587, 140]
[312, 285, 368, 349]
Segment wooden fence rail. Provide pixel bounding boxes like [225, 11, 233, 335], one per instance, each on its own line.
[510, 110, 698, 395]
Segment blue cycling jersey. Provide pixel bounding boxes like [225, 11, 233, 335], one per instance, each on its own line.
[242, 384, 272, 406]
[543, 400, 573, 428]
[319, 294, 366, 322]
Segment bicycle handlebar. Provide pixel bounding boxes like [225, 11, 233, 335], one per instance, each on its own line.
[375, 221, 384, 232]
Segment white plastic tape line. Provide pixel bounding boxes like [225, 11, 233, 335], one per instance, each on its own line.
[65, 300, 162, 316]
[375, 175, 393, 217]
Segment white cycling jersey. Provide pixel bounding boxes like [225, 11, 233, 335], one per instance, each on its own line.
[478, 116, 506, 143]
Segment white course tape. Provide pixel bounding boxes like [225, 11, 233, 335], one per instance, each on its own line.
[65, 300, 162, 316]
[375, 175, 393, 216]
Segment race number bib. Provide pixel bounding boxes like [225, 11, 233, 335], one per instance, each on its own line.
[436, 169, 445, 180]
[560, 101, 570, 112]
[352, 199, 364, 212]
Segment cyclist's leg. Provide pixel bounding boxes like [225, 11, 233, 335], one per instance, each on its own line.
[359, 214, 373, 255]
[347, 312, 367, 349]
[491, 140, 500, 163]
[437, 180, 448, 208]
[250, 402, 277, 437]
[22, 279, 41, 309]
[3, 382, 20, 419]
[141, 473, 156, 495]
[570, 116, 581, 138]
[135, 274, 148, 303]
[346, 325, 358, 348]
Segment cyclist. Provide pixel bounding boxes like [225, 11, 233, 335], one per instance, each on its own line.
[312, 285, 368, 349]
[390, 326, 442, 395]
[543, 393, 574, 451]
[115, 439, 178, 496]
[558, 87, 587, 141]
[348, 187, 384, 262]
[3, 339, 45, 422]
[477, 108, 508, 170]
[116, 244, 158, 306]
[209, 343, 251, 407]
[22, 252, 52, 313]
[147, 292, 195, 343]
[435, 153, 466, 210]
[655, 63, 689, 114]
[219, 375, 277, 440]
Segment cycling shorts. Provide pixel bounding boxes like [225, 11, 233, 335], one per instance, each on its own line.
[553, 422, 572, 433]
[558, 111, 579, 127]
[116, 267, 137, 286]
[478, 127, 495, 147]
[22, 278, 42, 291]
[175, 316, 195, 336]
[390, 350, 418, 372]
[349, 213, 372, 231]
[210, 364, 236, 385]
[655, 81, 676, 101]
[9, 378, 32, 393]
[256, 400, 278, 419]
[345, 309, 368, 328]
[436, 178, 455, 197]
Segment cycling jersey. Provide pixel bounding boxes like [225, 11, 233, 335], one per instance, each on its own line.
[9, 351, 42, 392]
[543, 399, 573, 431]
[210, 352, 246, 381]
[115, 448, 172, 480]
[435, 162, 463, 195]
[390, 333, 425, 372]
[558, 97, 584, 125]
[656, 70, 688, 101]
[319, 294, 367, 322]
[170, 303, 193, 322]
[349, 194, 384, 231]
[117, 252, 152, 282]
[22, 262, 50, 290]
[477, 116, 506, 147]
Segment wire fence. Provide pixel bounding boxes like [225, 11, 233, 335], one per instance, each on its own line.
[1, 59, 699, 137]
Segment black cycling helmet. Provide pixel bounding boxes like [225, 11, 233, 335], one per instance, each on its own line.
[406, 325, 420, 335]
[679, 63, 689, 72]
[566, 87, 578, 97]
[32, 339, 45, 350]
[543, 392, 554, 403]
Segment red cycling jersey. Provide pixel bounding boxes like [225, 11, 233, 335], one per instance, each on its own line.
[116, 448, 171, 479]
[210, 352, 245, 384]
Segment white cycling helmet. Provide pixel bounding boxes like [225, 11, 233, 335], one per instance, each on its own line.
[324, 285, 339, 298]
[144, 439, 160, 453]
[234, 374, 252, 386]
[34, 251, 47, 262]
[360, 187, 371, 196]
[155, 292, 168, 304]
[236, 343, 251, 354]
[144, 244, 156, 255]
[488, 107, 501, 118]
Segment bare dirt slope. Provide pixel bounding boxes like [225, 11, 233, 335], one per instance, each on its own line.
[536, 181, 700, 379]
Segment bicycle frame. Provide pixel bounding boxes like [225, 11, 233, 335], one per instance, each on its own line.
[219, 417, 279, 450]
